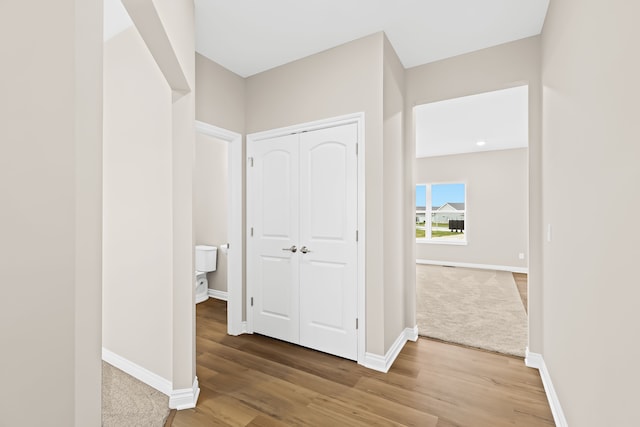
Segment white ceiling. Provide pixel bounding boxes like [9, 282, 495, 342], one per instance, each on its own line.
[195, 0, 549, 77]
[105, 1, 549, 77]
[104, 1, 535, 157]
[104, 0, 133, 41]
[415, 85, 529, 158]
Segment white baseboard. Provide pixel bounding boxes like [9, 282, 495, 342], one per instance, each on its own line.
[525, 348, 568, 427]
[102, 348, 200, 410]
[208, 288, 228, 301]
[416, 259, 528, 274]
[362, 326, 418, 373]
[227, 320, 248, 336]
[169, 377, 200, 410]
[407, 325, 419, 342]
[102, 348, 172, 396]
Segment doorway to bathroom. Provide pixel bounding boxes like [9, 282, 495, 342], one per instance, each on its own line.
[194, 132, 228, 300]
[195, 122, 243, 335]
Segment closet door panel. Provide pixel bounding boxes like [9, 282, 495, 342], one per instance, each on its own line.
[247, 122, 359, 361]
[247, 134, 300, 343]
[299, 123, 358, 360]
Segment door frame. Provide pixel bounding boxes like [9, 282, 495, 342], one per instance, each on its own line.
[246, 112, 366, 365]
[195, 121, 244, 336]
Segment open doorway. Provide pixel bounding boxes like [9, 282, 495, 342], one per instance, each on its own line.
[195, 122, 243, 335]
[194, 131, 229, 301]
[414, 85, 529, 357]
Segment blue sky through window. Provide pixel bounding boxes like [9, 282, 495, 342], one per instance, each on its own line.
[416, 185, 426, 207]
[416, 183, 465, 208]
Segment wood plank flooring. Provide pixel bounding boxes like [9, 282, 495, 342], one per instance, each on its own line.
[169, 298, 552, 427]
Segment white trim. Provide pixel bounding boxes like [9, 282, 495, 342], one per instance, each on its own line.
[416, 181, 468, 243]
[208, 288, 228, 301]
[524, 347, 543, 369]
[362, 352, 387, 373]
[355, 114, 366, 367]
[169, 376, 200, 410]
[416, 259, 528, 274]
[102, 348, 172, 396]
[416, 240, 468, 246]
[525, 349, 568, 427]
[406, 325, 419, 341]
[246, 113, 367, 365]
[195, 121, 243, 336]
[247, 112, 365, 142]
[361, 327, 417, 373]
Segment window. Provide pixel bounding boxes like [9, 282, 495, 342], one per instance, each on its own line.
[416, 183, 466, 243]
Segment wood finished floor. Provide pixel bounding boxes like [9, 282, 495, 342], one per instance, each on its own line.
[169, 298, 552, 427]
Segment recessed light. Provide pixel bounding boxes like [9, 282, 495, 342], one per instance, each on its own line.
[476, 140, 486, 146]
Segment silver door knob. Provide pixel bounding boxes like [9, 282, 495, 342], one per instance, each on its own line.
[282, 245, 297, 253]
[300, 246, 311, 254]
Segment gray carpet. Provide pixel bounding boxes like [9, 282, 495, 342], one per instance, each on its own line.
[416, 264, 528, 357]
[102, 362, 170, 427]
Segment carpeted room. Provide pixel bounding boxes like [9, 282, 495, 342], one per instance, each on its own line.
[416, 264, 528, 357]
[413, 85, 530, 358]
[102, 362, 171, 426]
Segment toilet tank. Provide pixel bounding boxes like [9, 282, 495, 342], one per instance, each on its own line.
[195, 245, 217, 272]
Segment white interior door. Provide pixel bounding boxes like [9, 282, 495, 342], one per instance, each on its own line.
[247, 134, 299, 343]
[298, 124, 358, 360]
[248, 123, 358, 360]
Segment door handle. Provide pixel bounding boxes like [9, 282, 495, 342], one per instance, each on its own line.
[282, 245, 297, 253]
[300, 246, 311, 254]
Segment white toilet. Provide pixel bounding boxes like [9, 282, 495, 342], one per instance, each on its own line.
[195, 245, 217, 304]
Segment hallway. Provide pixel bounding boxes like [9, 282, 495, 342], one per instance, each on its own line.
[169, 299, 553, 426]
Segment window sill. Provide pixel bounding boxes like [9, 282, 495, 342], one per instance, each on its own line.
[416, 239, 468, 246]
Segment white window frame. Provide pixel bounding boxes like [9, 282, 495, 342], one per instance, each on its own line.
[416, 182, 467, 245]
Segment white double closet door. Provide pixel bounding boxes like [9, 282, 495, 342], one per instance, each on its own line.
[247, 123, 358, 360]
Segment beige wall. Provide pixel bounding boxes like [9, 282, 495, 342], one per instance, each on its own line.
[195, 133, 228, 292]
[195, 54, 245, 314]
[74, 0, 104, 423]
[103, 26, 173, 380]
[104, 0, 197, 394]
[382, 36, 410, 351]
[405, 36, 543, 351]
[122, 0, 197, 392]
[541, 1, 640, 425]
[196, 53, 245, 134]
[246, 33, 388, 355]
[0, 1, 103, 425]
[415, 149, 528, 269]
[155, 0, 197, 390]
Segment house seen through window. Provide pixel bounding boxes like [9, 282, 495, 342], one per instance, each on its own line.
[416, 183, 466, 242]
